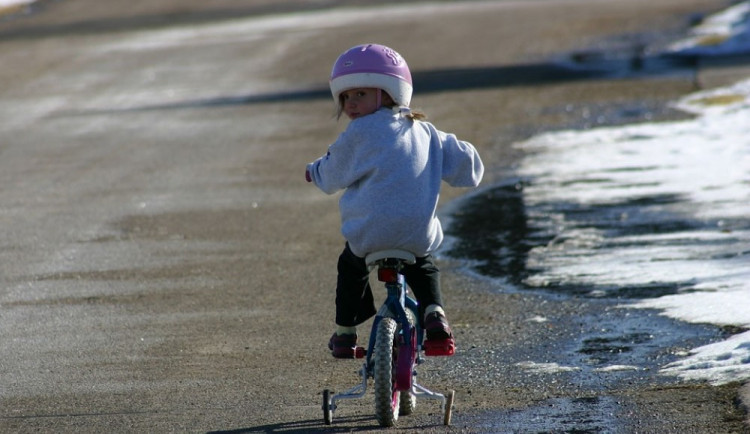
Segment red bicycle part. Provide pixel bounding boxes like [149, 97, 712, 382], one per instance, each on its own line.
[354, 346, 366, 358]
[424, 337, 455, 356]
[377, 267, 399, 283]
[395, 331, 416, 390]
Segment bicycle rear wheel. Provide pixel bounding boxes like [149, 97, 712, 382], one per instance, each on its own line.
[373, 317, 399, 426]
[399, 390, 417, 416]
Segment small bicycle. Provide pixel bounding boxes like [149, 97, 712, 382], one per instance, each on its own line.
[321, 249, 455, 427]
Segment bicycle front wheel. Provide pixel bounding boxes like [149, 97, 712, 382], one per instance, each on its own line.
[373, 317, 399, 427]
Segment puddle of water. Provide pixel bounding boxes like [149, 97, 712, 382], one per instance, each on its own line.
[459, 395, 622, 433]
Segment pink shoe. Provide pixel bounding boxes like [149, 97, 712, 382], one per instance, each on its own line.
[424, 312, 455, 356]
[328, 333, 365, 359]
[424, 312, 453, 340]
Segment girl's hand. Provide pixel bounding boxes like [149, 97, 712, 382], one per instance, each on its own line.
[305, 169, 312, 183]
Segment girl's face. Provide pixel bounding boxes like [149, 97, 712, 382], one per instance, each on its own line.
[339, 88, 391, 120]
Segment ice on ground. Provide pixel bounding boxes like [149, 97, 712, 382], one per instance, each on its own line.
[514, 2, 750, 386]
[516, 361, 581, 374]
[661, 331, 750, 385]
[0, 0, 34, 8]
[668, 1, 750, 56]
[518, 77, 750, 386]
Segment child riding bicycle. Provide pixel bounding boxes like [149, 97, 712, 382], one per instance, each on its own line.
[306, 44, 484, 358]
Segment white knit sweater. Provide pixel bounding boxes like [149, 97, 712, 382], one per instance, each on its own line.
[307, 108, 484, 257]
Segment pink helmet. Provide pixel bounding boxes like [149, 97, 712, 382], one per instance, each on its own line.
[329, 44, 413, 107]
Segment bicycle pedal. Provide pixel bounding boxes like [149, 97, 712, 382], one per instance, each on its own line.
[424, 338, 455, 356]
[332, 346, 366, 359]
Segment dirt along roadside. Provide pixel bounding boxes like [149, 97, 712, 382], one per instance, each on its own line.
[0, 0, 747, 432]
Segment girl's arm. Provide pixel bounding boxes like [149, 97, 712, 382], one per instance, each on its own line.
[306, 127, 365, 194]
[439, 131, 484, 188]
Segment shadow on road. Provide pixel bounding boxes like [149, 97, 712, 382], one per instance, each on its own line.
[207, 415, 378, 433]
[60, 50, 750, 117]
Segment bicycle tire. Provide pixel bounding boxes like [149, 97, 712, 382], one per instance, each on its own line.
[399, 391, 417, 416]
[373, 317, 399, 426]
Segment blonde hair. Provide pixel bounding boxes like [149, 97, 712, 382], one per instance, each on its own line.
[400, 107, 427, 121]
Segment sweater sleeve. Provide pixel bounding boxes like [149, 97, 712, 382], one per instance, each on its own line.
[306, 123, 368, 194]
[438, 130, 484, 187]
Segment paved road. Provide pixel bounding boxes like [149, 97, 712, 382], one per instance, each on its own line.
[1, 0, 746, 432]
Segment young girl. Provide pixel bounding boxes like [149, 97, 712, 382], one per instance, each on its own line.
[306, 44, 484, 358]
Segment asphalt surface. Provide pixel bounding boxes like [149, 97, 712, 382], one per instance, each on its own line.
[1, 0, 748, 432]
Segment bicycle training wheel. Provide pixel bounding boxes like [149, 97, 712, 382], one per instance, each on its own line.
[373, 317, 400, 426]
[322, 389, 332, 425]
[444, 389, 455, 425]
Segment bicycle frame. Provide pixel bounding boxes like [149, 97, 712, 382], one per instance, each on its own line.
[365, 263, 423, 391]
[323, 252, 453, 426]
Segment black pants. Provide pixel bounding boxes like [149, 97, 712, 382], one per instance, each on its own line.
[335, 243, 442, 327]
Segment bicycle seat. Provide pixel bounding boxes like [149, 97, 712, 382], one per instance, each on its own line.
[365, 249, 417, 266]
